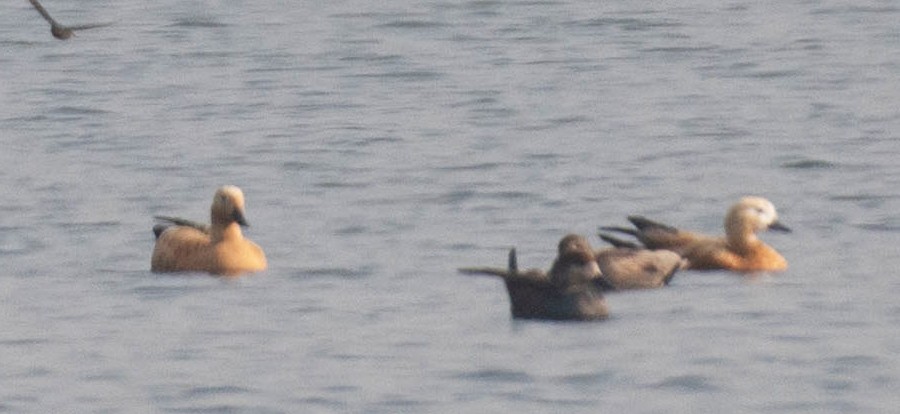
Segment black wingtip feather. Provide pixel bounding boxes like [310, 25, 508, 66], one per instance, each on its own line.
[598, 234, 641, 249]
[627, 215, 679, 233]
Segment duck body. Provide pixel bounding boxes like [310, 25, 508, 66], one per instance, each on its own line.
[600, 196, 790, 272]
[151, 186, 267, 276]
[459, 234, 608, 321]
[594, 247, 684, 290]
[503, 274, 608, 321]
[674, 235, 787, 271]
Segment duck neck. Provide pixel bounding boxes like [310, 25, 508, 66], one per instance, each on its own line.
[725, 216, 759, 252]
[211, 221, 243, 243]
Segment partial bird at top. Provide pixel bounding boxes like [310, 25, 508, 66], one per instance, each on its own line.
[27, 0, 112, 40]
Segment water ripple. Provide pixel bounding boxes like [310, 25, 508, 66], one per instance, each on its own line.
[377, 20, 448, 29]
[652, 374, 719, 392]
[130, 284, 213, 300]
[170, 19, 230, 28]
[0, 338, 49, 347]
[558, 371, 615, 386]
[182, 385, 254, 398]
[569, 17, 684, 31]
[781, 159, 838, 169]
[452, 368, 533, 383]
[294, 266, 375, 280]
[347, 70, 443, 80]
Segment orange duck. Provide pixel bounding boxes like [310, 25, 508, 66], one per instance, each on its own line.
[151, 186, 267, 276]
[600, 196, 790, 272]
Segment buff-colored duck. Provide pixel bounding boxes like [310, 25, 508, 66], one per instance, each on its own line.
[151, 186, 267, 276]
[600, 196, 790, 272]
[594, 239, 685, 289]
[459, 234, 608, 321]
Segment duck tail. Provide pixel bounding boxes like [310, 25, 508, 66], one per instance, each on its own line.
[458, 247, 520, 279]
[458, 267, 511, 277]
[627, 215, 679, 233]
[597, 233, 642, 249]
[598, 225, 639, 237]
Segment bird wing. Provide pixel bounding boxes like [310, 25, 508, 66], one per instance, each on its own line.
[69, 22, 114, 31]
[28, 0, 60, 26]
[154, 216, 210, 234]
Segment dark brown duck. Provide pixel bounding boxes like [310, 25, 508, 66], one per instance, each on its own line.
[459, 234, 608, 321]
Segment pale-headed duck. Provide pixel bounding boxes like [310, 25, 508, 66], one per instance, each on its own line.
[151, 186, 267, 276]
[600, 196, 790, 272]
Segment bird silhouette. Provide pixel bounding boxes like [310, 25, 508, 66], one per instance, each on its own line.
[27, 0, 112, 40]
[458, 235, 608, 321]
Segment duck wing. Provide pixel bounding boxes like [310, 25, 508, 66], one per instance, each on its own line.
[626, 215, 679, 233]
[597, 232, 643, 249]
[153, 216, 210, 239]
[595, 248, 684, 290]
[459, 248, 550, 286]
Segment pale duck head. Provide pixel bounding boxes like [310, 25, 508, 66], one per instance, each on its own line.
[726, 196, 791, 235]
[211, 185, 249, 227]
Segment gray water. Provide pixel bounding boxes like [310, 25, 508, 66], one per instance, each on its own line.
[2, 0, 900, 412]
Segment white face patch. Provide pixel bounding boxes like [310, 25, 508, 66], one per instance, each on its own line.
[740, 197, 779, 228]
[215, 186, 246, 211]
[218, 185, 244, 202]
[587, 261, 602, 278]
[755, 206, 777, 225]
[559, 261, 602, 286]
[590, 261, 602, 276]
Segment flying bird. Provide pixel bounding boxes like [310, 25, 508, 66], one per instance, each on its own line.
[27, 0, 112, 40]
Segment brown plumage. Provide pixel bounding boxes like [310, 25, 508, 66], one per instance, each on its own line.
[151, 186, 267, 276]
[27, 0, 112, 40]
[548, 234, 603, 290]
[459, 234, 608, 321]
[594, 245, 685, 290]
[600, 196, 790, 272]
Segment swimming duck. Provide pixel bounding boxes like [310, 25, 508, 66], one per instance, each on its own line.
[594, 236, 685, 289]
[27, 0, 112, 40]
[151, 186, 267, 276]
[459, 234, 608, 321]
[600, 196, 790, 272]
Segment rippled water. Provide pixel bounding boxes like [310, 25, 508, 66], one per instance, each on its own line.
[2, 0, 900, 412]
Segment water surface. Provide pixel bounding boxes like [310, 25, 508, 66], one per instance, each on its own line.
[1, 0, 899, 412]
